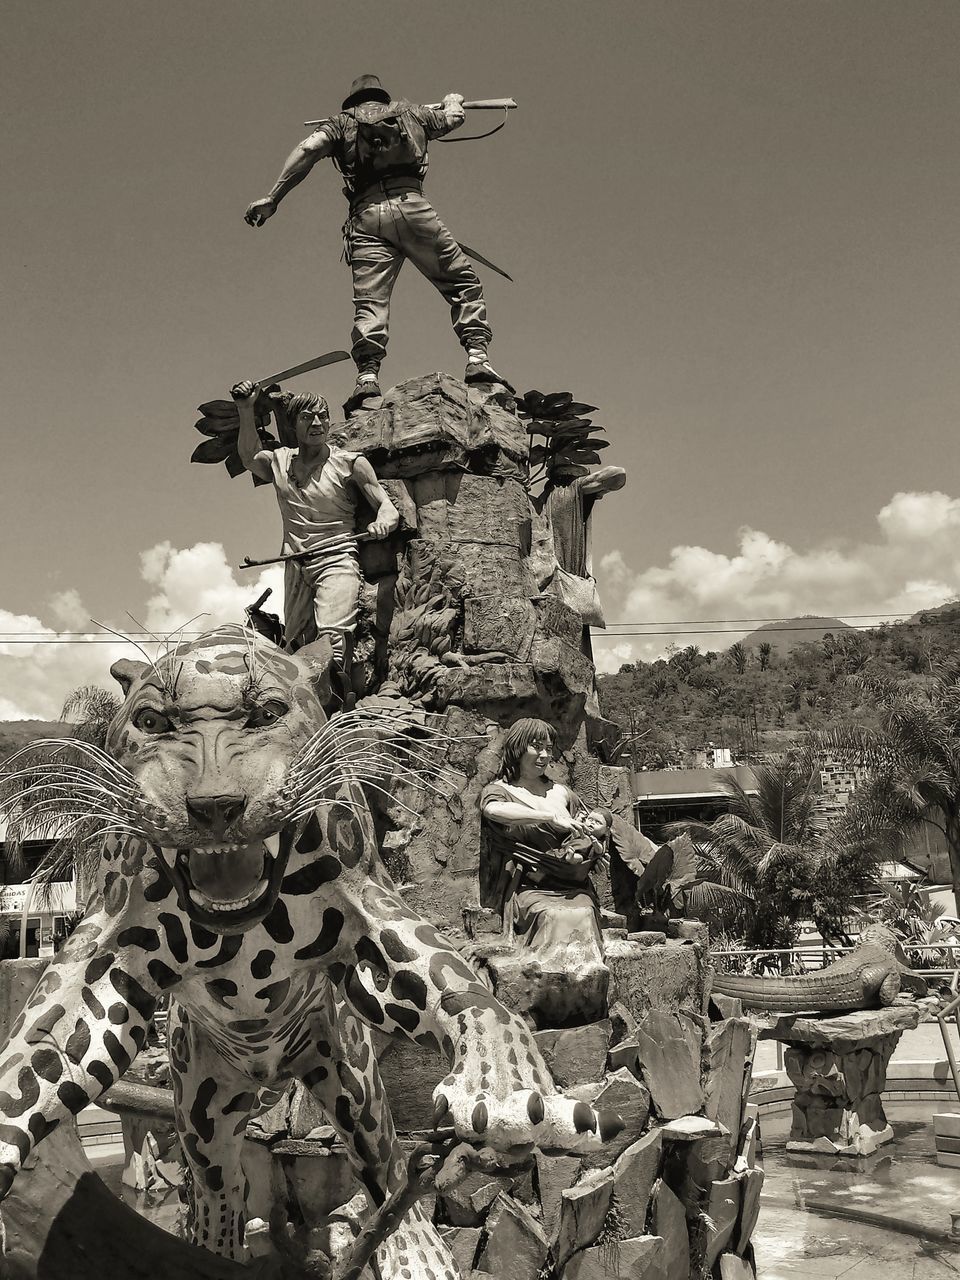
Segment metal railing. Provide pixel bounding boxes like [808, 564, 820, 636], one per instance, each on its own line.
[936, 990, 960, 1102]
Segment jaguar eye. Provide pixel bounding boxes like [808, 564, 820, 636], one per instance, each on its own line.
[133, 708, 174, 734]
[246, 700, 289, 729]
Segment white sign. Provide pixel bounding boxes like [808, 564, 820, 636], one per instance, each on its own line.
[0, 881, 76, 916]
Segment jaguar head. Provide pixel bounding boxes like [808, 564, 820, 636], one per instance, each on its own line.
[106, 625, 334, 933]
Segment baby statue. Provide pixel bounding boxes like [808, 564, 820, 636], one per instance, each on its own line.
[561, 807, 613, 865]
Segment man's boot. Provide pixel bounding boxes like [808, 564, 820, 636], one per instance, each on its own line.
[464, 347, 514, 393]
[343, 367, 382, 415]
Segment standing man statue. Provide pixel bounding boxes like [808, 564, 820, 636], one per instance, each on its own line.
[243, 75, 510, 410]
[230, 379, 399, 662]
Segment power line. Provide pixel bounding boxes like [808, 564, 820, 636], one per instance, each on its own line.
[0, 610, 954, 645]
[0, 634, 207, 639]
[0, 607, 944, 635]
[604, 611, 939, 626]
[594, 624, 953, 640]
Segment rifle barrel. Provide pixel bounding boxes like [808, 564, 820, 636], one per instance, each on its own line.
[303, 99, 516, 128]
[425, 98, 518, 110]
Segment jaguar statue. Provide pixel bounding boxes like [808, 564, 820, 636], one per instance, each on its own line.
[0, 626, 620, 1278]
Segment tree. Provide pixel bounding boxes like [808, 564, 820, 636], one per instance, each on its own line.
[2, 684, 121, 911]
[668, 645, 702, 681]
[820, 659, 960, 909]
[671, 750, 881, 954]
[729, 642, 748, 675]
[758, 642, 773, 672]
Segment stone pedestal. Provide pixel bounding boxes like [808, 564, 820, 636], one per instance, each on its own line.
[332, 374, 624, 932]
[758, 1005, 920, 1156]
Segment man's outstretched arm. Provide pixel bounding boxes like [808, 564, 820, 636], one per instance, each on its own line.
[244, 123, 338, 227]
[352, 456, 400, 538]
[419, 93, 466, 139]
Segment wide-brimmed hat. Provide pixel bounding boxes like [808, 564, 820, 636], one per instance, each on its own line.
[342, 74, 392, 111]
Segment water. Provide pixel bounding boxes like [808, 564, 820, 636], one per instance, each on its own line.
[97, 1160, 184, 1240]
[755, 1102, 960, 1279]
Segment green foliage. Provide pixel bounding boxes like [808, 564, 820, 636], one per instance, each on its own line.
[3, 686, 123, 905]
[597, 609, 960, 768]
[0, 721, 69, 764]
[818, 652, 960, 903]
[672, 749, 882, 953]
[867, 882, 959, 969]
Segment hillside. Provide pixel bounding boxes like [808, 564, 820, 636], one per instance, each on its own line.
[909, 600, 960, 623]
[741, 615, 854, 657]
[597, 611, 960, 770]
[0, 722, 71, 762]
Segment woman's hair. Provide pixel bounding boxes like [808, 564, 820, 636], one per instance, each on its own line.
[497, 717, 556, 781]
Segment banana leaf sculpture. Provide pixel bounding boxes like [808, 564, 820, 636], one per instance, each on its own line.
[190, 386, 292, 486]
[631, 832, 699, 917]
[516, 390, 611, 495]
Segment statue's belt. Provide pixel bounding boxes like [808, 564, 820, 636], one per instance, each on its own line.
[348, 174, 424, 214]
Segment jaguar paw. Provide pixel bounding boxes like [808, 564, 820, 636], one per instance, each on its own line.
[431, 1082, 622, 1155]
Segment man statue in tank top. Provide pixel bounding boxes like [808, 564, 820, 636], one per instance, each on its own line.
[231, 380, 399, 659]
[242, 74, 510, 411]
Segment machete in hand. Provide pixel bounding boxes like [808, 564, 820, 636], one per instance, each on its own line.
[255, 350, 351, 386]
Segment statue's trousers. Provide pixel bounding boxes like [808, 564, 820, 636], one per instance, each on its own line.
[345, 193, 492, 367]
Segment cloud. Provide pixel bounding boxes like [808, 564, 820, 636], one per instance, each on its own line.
[140, 542, 282, 637]
[0, 544, 282, 721]
[6, 499, 960, 705]
[593, 490, 960, 672]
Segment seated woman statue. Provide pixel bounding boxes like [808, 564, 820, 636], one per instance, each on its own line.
[480, 717, 610, 1019]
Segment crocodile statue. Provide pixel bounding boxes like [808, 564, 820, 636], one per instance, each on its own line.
[710, 924, 927, 1014]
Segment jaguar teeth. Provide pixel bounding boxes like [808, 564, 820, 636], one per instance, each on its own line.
[159, 847, 177, 867]
[188, 879, 269, 913]
[264, 834, 281, 858]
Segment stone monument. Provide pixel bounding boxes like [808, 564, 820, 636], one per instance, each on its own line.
[0, 69, 768, 1275]
[279, 372, 767, 1280]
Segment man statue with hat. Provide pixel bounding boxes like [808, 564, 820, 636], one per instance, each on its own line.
[244, 75, 510, 410]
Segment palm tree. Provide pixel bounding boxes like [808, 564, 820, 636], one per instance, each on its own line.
[820, 659, 960, 908]
[672, 750, 881, 955]
[729, 642, 748, 675]
[758, 642, 773, 672]
[3, 685, 121, 913]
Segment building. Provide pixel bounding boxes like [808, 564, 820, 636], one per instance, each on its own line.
[813, 753, 870, 826]
[688, 745, 734, 770]
[813, 753, 952, 884]
[0, 821, 77, 958]
[632, 765, 758, 843]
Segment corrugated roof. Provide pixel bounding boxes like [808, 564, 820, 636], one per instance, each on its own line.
[632, 765, 758, 802]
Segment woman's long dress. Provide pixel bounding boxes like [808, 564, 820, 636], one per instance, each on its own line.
[479, 778, 605, 970]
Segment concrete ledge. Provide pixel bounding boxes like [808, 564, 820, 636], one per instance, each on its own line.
[749, 1061, 960, 1112]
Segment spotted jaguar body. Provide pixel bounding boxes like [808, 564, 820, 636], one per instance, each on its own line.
[0, 626, 618, 1278]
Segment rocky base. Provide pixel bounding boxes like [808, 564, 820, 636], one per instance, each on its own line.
[758, 1005, 919, 1157]
[244, 940, 763, 1279]
[786, 1123, 894, 1158]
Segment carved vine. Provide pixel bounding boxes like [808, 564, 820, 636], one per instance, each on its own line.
[385, 543, 463, 708]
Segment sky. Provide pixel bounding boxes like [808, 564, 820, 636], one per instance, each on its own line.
[3, 0, 960, 715]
